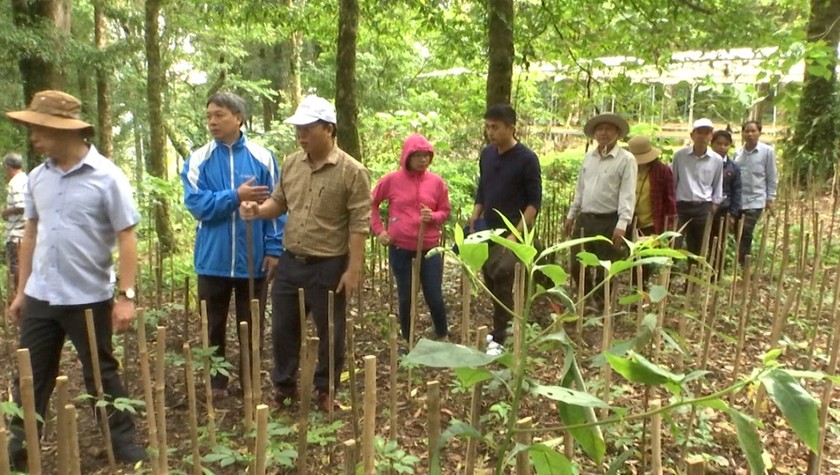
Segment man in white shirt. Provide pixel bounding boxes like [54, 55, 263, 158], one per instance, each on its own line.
[734, 120, 778, 265]
[2, 153, 27, 289]
[564, 113, 637, 309]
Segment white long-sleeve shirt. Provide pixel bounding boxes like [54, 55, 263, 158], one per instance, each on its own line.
[567, 145, 637, 231]
[734, 142, 778, 210]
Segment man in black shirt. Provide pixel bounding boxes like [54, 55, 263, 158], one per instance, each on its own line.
[468, 104, 542, 354]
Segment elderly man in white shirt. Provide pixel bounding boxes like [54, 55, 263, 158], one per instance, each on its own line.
[564, 113, 637, 310]
[734, 120, 778, 265]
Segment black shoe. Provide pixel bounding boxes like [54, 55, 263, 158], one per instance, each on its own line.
[397, 348, 409, 357]
[8, 436, 26, 471]
[114, 442, 148, 464]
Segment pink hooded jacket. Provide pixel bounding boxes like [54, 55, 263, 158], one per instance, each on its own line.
[371, 134, 451, 251]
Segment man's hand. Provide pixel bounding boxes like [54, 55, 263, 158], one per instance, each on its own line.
[563, 218, 575, 238]
[420, 205, 432, 224]
[336, 267, 361, 295]
[611, 228, 626, 248]
[377, 231, 392, 246]
[766, 200, 774, 215]
[9, 293, 24, 325]
[112, 298, 135, 333]
[1, 208, 11, 220]
[262, 255, 280, 281]
[237, 177, 270, 203]
[240, 201, 261, 220]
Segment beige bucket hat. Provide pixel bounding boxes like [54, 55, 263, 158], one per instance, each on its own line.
[6, 90, 94, 133]
[627, 136, 661, 164]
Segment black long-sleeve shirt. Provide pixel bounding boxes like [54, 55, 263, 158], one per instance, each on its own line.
[475, 142, 542, 230]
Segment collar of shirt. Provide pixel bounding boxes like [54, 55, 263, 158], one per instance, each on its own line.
[43, 145, 104, 174]
[587, 143, 621, 160]
[690, 147, 713, 159]
[303, 144, 340, 170]
[213, 132, 246, 150]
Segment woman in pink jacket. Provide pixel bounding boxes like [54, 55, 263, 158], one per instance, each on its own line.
[371, 134, 451, 342]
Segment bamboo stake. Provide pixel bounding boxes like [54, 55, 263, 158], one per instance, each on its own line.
[513, 263, 524, 372]
[155, 326, 169, 472]
[84, 310, 117, 472]
[600, 277, 613, 419]
[389, 315, 399, 443]
[16, 350, 41, 474]
[728, 214, 746, 307]
[465, 327, 488, 475]
[347, 317, 361, 443]
[254, 404, 269, 475]
[328, 291, 336, 427]
[766, 203, 786, 281]
[343, 440, 357, 475]
[755, 213, 771, 278]
[136, 309, 162, 471]
[515, 417, 532, 474]
[686, 457, 706, 475]
[56, 375, 70, 473]
[823, 270, 840, 360]
[0, 410, 8, 475]
[731, 256, 754, 392]
[297, 337, 319, 475]
[239, 321, 254, 432]
[199, 301, 217, 446]
[363, 355, 377, 475]
[808, 274, 840, 473]
[650, 398, 663, 475]
[575, 227, 586, 337]
[64, 404, 81, 475]
[808, 264, 834, 364]
[251, 298, 261, 408]
[183, 343, 202, 475]
[427, 380, 441, 458]
[184, 276, 190, 336]
[461, 268, 471, 345]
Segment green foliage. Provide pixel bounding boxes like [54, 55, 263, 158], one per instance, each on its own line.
[372, 437, 421, 474]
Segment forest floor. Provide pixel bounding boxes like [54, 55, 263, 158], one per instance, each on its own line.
[2, 195, 840, 475]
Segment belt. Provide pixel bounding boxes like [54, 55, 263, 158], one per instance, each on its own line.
[286, 251, 344, 265]
[580, 212, 618, 218]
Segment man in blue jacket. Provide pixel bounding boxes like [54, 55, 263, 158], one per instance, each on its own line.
[181, 92, 285, 398]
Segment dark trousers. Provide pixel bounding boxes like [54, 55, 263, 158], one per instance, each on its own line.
[570, 212, 621, 302]
[197, 275, 267, 390]
[677, 201, 713, 256]
[6, 240, 19, 291]
[389, 246, 448, 341]
[708, 209, 730, 272]
[271, 252, 347, 393]
[482, 243, 518, 344]
[737, 209, 763, 265]
[10, 297, 136, 450]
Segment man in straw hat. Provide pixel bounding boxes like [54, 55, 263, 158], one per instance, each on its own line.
[627, 135, 676, 284]
[671, 118, 724, 257]
[5, 90, 146, 469]
[564, 113, 637, 310]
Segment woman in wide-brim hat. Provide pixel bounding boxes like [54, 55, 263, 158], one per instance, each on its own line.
[6, 90, 95, 136]
[627, 135, 676, 236]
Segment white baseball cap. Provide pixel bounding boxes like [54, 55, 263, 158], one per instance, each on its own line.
[284, 95, 337, 125]
[692, 118, 714, 131]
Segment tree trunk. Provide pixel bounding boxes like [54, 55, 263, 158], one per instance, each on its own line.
[335, 0, 362, 162]
[95, 0, 113, 159]
[485, 0, 514, 108]
[789, 0, 840, 187]
[144, 0, 175, 254]
[11, 0, 72, 169]
[287, 0, 303, 109]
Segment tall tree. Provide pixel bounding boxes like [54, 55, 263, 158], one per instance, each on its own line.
[788, 0, 840, 186]
[94, 0, 113, 158]
[336, 0, 361, 161]
[486, 0, 514, 108]
[144, 0, 175, 254]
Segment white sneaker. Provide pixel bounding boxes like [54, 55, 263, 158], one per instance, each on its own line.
[486, 340, 504, 356]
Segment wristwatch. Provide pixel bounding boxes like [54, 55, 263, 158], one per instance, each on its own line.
[117, 288, 136, 301]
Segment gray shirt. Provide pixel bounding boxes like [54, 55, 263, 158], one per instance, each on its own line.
[734, 142, 778, 210]
[5, 171, 27, 243]
[671, 146, 724, 204]
[23, 146, 140, 305]
[567, 145, 638, 231]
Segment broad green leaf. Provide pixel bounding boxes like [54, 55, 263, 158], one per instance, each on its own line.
[697, 398, 730, 412]
[619, 292, 642, 305]
[464, 229, 505, 244]
[763, 348, 783, 364]
[490, 234, 538, 266]
[637, 247, 688, 259]
[538, 236, 611, 261]
[458, 242, 489, 274]
[728, 409, 766, 474]
[761, 369, 820, 452]
[593, 314, 657, 366]
[605, 352, 683, 386]
[576, 251, 605, 268]
[454, 222, 465, 247]
[454, 367, 493, 387]
[544, 288, 576, 314]
[682, 370, 711, 384]
[558, 354, 605, 464]
[430, 420, 485, 475]
[609, 257, 670, 277]
[783, 369, 825, 381]
[536, 264, 568, 287]
[494, 210, 524, 243]
[529, 444, 576, 475]
[649, 285, 667, 303]
[404, 339, 499, 368]
[532, 385, 609, 408]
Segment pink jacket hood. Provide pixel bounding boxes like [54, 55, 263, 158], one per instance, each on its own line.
[371, 134, 451, 251]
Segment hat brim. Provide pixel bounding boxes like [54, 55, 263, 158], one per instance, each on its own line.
[6, 110, 93, 131]
[633, 147, 661, 165]
[583, 114, 629, 139]
[284, 113, 337, 126]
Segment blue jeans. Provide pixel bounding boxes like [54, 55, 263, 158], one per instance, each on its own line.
[389, 246, 448, 340]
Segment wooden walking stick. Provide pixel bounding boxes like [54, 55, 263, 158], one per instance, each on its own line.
[84, 310, 117, 472]
[389, 315, 399, 443]
[199, 301, 217, 446]
[155, 326, 169, 473]
[64, 404, 81, 475]
[347, 317, 361, 443]
[136, 309, 161, 472]
[296, 337, 319, 475]
[427, 380, 441, 457]
[182, 343, 202, 475]
[239, 322, 254, 431]
[362, 355, 377, 475]
[328, 291, 336, 427]
[250, 298, 261, 408]
[465, 327, 488, 475]
[16, 350, 41, 475]
[56, 375, 70, 474]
